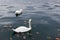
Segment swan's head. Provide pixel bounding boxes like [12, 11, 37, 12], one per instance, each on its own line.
[29, 19, 32, 22]
[20, 9, 23, 11]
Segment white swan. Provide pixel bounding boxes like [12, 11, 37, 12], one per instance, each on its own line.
[15, 9, 23, 17]
[12, 19, 32, 33]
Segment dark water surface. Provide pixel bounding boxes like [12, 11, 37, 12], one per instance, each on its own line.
[0, 0, 60, 40]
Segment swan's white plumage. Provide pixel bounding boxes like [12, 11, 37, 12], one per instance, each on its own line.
[15, 9, 23, 14]
[13, 26, 31, 32]
[12, 19, 32, 33]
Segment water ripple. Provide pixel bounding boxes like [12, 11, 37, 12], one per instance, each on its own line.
[6, 6, 15, 9]
[7, 11, 15, 13]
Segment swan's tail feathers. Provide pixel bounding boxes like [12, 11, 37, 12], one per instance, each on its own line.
[12, 28, 15, 31]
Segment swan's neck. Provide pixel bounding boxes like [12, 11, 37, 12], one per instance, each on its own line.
[29, 21, 31, 29]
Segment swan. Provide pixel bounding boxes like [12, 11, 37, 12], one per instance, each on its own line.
[12, 19, 32, 33]
[15, 9, 23, 17]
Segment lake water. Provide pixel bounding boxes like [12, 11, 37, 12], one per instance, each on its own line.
[0, 0, 60, 40]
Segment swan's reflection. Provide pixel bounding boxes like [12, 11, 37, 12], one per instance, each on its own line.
[10, 30, 32, 40]
[27, 30, 35, 40]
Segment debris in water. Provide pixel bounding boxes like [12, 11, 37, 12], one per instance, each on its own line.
[46, 36, 52, 40]
[16, 34, 20, 37]
[56, 38, 60, 40]
[10, 37, 12, 40]
[23, 36, 26, 40]
[36, 32, 40, 35]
